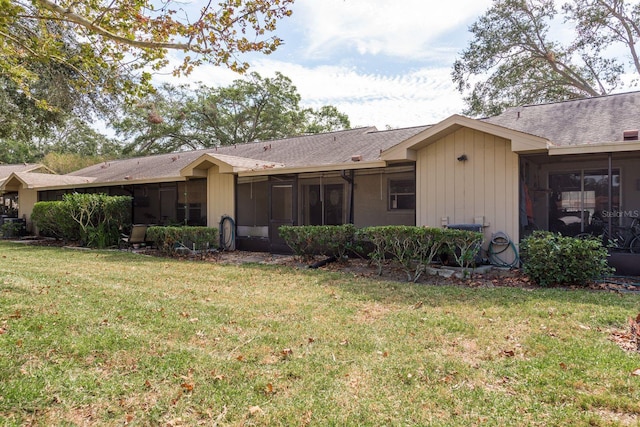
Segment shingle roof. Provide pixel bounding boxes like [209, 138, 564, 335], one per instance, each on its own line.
[5, 172, 96, 189]
[68, 126, 430, 184]
[0, 163, 50, 178]
[482, 91, 640, 146]
[0, 164, 54, 188]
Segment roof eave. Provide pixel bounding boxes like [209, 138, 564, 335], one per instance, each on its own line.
[238, 160, 388, 177]
[549, 141, 640, 155]
[381, 114, 550, 160]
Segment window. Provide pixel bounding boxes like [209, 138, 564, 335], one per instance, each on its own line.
[389, 179, 415, 210]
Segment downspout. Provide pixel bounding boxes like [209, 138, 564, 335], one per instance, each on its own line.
[607, 152, 612, 247]
[341, 170, 355, 224]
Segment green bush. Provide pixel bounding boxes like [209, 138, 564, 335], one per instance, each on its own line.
[359, 226, 450, 281]
[520, 231, 613, 287]
[63, 193, 132, 248]
[279, 224, 357, 261]
[147, 226, 218, 256]
[280, 224, 483, 281]
[441, 228, 484, 274]
[32, 201, 80, 241]
[32, 194, 131, 247]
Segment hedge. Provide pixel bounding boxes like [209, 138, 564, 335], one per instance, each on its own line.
[31, 193, 131, 248]
[279, 224, 356, 261]
[146, 226, 218, 256]
[280, 224, 483, 281]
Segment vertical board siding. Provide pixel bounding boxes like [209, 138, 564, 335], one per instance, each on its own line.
[19, 188, 38, 225]
[416, 128, 519, 250]
[207, 165, 235, 228]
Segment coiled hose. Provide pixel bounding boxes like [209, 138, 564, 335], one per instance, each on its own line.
[219, 215, 236, 251]
[488, 231, 519, 268]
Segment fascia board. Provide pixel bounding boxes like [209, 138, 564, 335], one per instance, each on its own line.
[237, 160, 388, 177]
[549, 141, 640, 155]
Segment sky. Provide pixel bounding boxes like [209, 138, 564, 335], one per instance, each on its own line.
[154, 0, 495, 130]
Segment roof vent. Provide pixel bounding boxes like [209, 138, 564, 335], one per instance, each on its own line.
[351, 154, 362, 162]
[623, 129, 639, 141]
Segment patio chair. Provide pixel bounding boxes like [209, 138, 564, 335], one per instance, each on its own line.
[119, 224, 148, 250]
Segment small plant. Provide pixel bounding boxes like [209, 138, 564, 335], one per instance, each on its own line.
[1, 221, 23, 238]
[520, 231, 613, 287]
[441, 228, 484, 277]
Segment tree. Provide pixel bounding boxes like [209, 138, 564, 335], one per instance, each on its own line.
[452, 0, 640, 117]
[114, 73, 351, 155]
[303, 105, 351, 134]
[1, 0, 295, 109]
[114, 83, 198, 155]
[190, 72, 305, 147]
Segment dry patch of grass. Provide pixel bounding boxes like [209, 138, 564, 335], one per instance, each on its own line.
[1, 241, 640, 425]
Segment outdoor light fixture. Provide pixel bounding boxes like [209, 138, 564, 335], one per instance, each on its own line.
[457, 154, 468, 162]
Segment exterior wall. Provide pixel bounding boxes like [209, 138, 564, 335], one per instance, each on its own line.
[18, 187, 38, 231]
[207, 165, 235, 228]
[353, 167, 415, 228]
[416, 127, 520, 255]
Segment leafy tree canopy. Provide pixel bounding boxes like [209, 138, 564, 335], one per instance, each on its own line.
[453, 0, 640, 117]
[114, 72, 351, 155]
[0, 0, 295, 110]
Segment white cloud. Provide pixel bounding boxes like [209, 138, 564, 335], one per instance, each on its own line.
[248, 59, 465, 128]
[294, 0, 493, 59]
[148, 1, 488, 130]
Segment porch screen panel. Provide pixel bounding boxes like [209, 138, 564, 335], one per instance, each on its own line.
[271, 184, 293, 221]
[301, 183, 344, 225]
[548, 169, 619, 236]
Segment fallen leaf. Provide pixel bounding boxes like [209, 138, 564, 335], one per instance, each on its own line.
[502, 349, 515, 357]
[144, 380, 152, 388]
[248, 406, 263, 416]
[631, 368, 640, 376]
[559, 362, 567, 370]
[265, 383, 274, 394]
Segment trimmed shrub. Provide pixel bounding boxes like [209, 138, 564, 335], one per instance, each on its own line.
[147, 226, 218, 256]
[32, 194, 131, 247]
[520, 231, 613, 287]
[359, 226, 449, 281]
[441, 228, 484, 274]
[32, 201, 80, 241]
[63, 193, 132, 248]
[279, 224, 356, 261]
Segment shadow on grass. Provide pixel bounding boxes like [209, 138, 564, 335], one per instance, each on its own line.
[3, 242, 638, 314]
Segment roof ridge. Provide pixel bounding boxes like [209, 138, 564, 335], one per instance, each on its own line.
[515, 90, 640, 110]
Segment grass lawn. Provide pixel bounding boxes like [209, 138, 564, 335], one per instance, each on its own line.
[1, 241, 640, 426]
